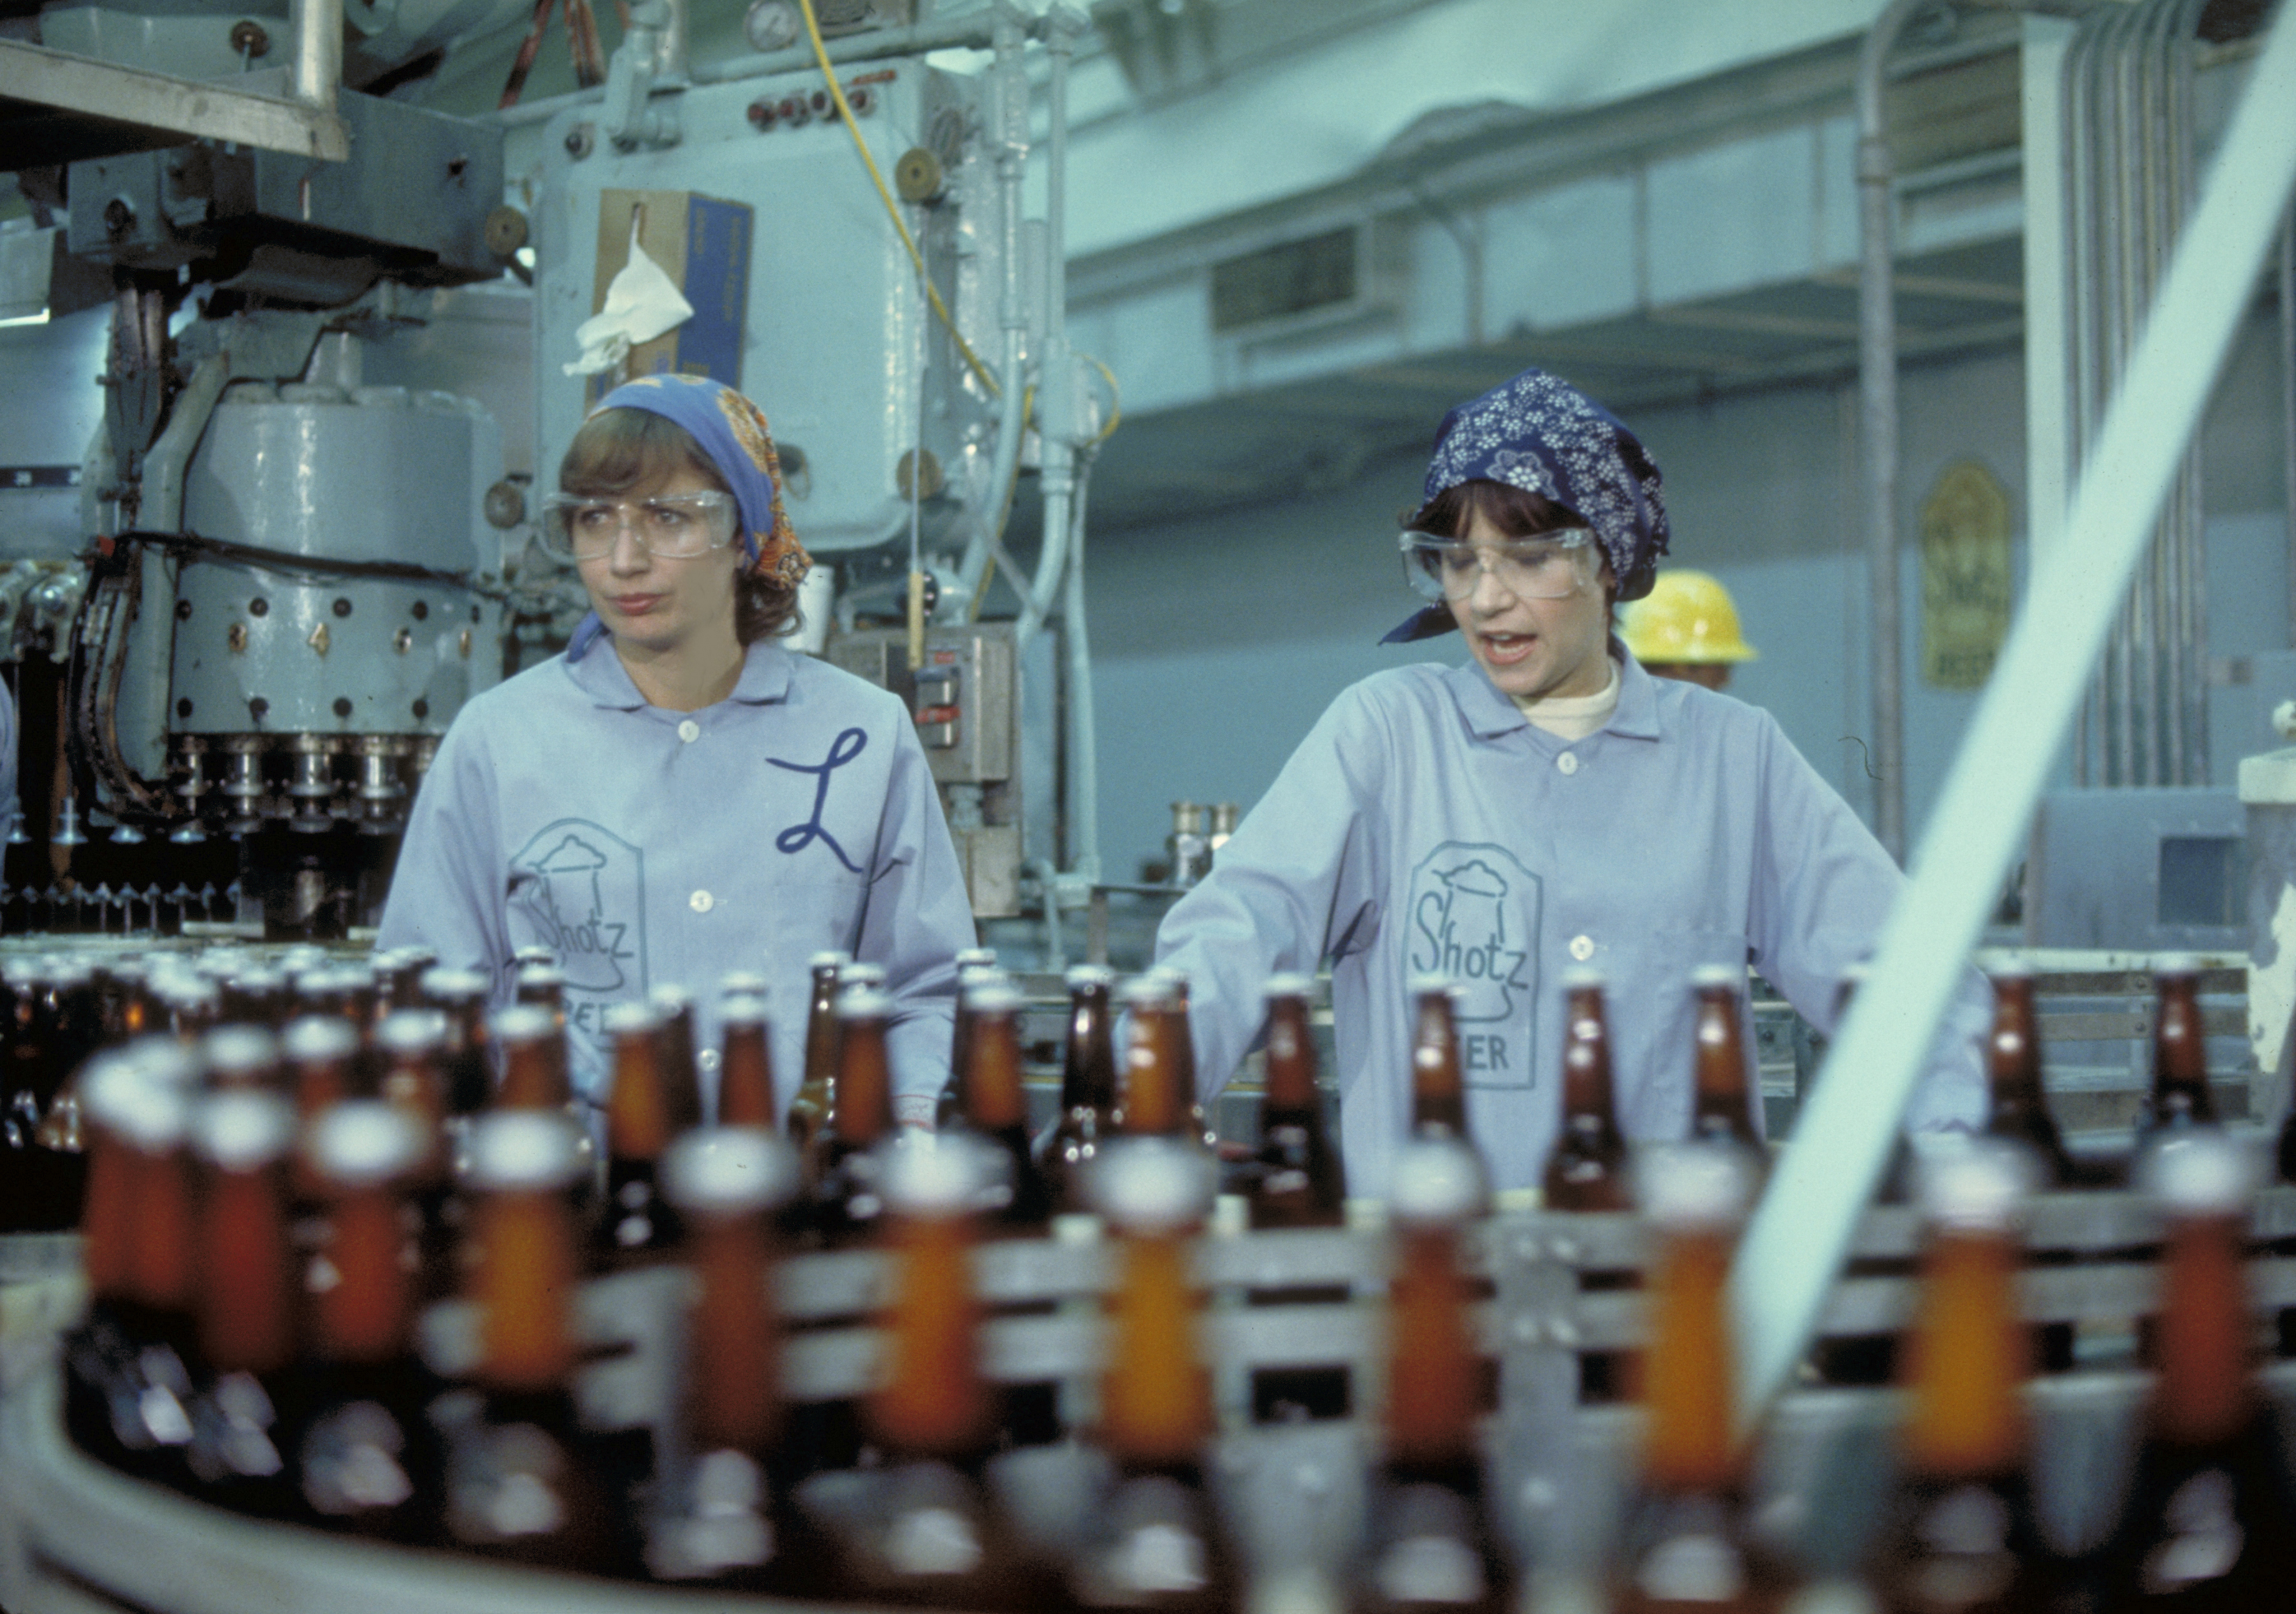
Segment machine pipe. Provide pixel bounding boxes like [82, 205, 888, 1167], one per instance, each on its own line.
[1013, 8, 1087, 656]
[290, 0, 342, 113]
[957, 5, 1034, 615]
[1732, 0, 2296, 1431]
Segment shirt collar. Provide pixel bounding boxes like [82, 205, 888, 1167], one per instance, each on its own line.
[1449, 640, 1658, 740]
[560, 613, 795, 709]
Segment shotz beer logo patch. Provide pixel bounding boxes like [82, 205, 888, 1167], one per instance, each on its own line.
[1406, 842, 1537, 1089]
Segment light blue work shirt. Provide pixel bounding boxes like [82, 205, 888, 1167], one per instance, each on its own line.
[377, 616, 974, 1117]
[1153, 647, 1987, 1196]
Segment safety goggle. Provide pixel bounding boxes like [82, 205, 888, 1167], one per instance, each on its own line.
[1398, 527, 1597, 603]
[539, 490, 738, 560]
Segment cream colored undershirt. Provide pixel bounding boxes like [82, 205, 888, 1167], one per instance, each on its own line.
[1510, 657, 1621, 740]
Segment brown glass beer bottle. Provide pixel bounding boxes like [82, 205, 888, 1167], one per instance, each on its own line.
[1867, 1139, 2063, 1613]
[1687, 965, 1765, 1162]
[1983, 965, 2076, 1184]
[1543, 968, 1631, 1212]
[807, 986, 898, 1245]
[1116, 975, 1198, 1143]
[942, 948, 1001, 1129]
[647, 982, 706, 1135]
[1249, 973, 1345, 1228]
[958, 977, 1055, 1230]
[491, 1001, 572, 1110]
[1038, 963, 1120, 1216]
[596, 999, 685, 1266]
[2139, 957, 2217, 1143]
[716, 990, 778, 1129]
[1361, 1132, 1509, 1614]
[421, 967, 494, 1120]
[295, 1098, 448, 1541]
[1409, 976, 1469, 1142]
[786, 950, 849, 1171]
[1078, 1136, 1239, 1612]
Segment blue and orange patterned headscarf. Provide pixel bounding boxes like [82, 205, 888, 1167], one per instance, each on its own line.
[590, 374, 812, 591]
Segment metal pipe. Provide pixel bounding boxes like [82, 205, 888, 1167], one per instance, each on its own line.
[1063, 463, 1099, 880]
[1854, 0, 1934, 862]
[958, 5, 1034, 615]
[2283, 204, 2295, 649]
[688, 7, 1051, 86]
[290, 0, 341, 112]
[1013, 7, 1087, 654]
[1731, 0, 2296, 1431]
[657, 0, 688, 82]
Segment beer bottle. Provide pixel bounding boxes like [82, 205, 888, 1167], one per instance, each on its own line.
[514, 962, 574, 1109]
[1687, 965, 1765, 1163]
[2139, 958, 2217, 1143]
[1038, 963, 1120, 1215]
[647, 983, 706, 1137]
[1116, 975, 1197, 1143]
[513, 944, 558, 972]
[421, 967, 494, 1120]
[1145, 968, 1220, 1153]
[299, 965, 378, 1046]
[65, 1041, 204, 1477]
[2090, 1133, 2296, 1608]
[1612, 1142, 1797, 1614]
[374, 1009, 457, 1297]
[717, 991, 778, 1129]
[1543, 968, 1631, 1213]
[1361, 1133, 1509, 1614]
[181, 1088, 299, 1514]
[1250, 973, 1344, 1228]
[493, 1001, 572, 1110]
[650, 1125, 822, 1588]
[1867, 1138, 2062, 1614]
[787, 951, 850, 1173]
[942, 948, 1001, 1129]
[155, 969, 222, 1041]
[282, 1015, 361, 1209]
[851, 1134, 1065, 1609]
[808, 986, 898, 1245]
[295, 1099, 447, 1540]
[445, 1110, 622, 1570]
[596, 999, 685, 1266]
[1983, 966, 2075, 1183]
[958, 977, 1055, 1230]
[217, 965, 289, 1031]
[1409, 976, 1469, 1142]
[1078, 1137, 1237, 1612]
[4, 956, 90, 1234]
[373, 946, 437, 1017]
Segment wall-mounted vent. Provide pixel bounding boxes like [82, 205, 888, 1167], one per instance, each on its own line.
[1210, 227, 1359, 333]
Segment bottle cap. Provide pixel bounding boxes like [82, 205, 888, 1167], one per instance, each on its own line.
[1387, 1134, 1488, 1225]
[1562, 966, 1608, 990]
[842, 961, 888, 990]
[2154, 953, 2203, 978]
[308, 1099, 425, 1187]
[1986, 959, 2033, 984]
[192, 1089, 295, 1170]
[1119, 975, 1179, 1009]
[420, 966, 489, 1003]
[2141, 1131, 2261, 1215]
[1064, 963, 1116, 989]
[720, 992, 769, 1027]
[837, 986, 893, 1021]
[376, 1008, 448, 1055]
[282, 1014, 359, 1065]
[202, 1025, 281, 1081]
[955, 947, 999, 971]
[1914, 1136, 2037, 1231]
[83, 1046, 195, 1149]
[466, 1110, 585, 1191]
[718, 970, 770, 998]
[963, 981, 1023, 1016]
[1406, 974, 1459, 999]
[1688, 963, 1741, 990]
[229, 965, 288, 999]
[489, 1003, 556, 1044]
[515, 962, 566, 992]
[1263, 972, 1315, 999]
[512, 944, 558, 967]
[808, 949, 852, 972]
[1088, 1136, 1217, 1231]
[602, 999, 666, 1037]
[1635, 1140, 1755, 1229]
[958, 964, 1009, 997]
[879, 1131, 995, 1217]
[662, 1125, 800, 1213]
[649, 983, 694, 1015]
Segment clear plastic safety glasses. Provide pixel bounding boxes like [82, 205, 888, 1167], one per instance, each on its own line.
[1398, 527, 1597, 603]
[540, 490, 738, 561]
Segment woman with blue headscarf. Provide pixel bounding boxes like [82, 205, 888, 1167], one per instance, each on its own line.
[378, 375, 975, 1124]
[1153, 367, 1986, 1198]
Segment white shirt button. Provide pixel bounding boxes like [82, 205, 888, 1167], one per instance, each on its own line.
[677, 719, 701, 743]
[698, 1048, 721, 1072]
[1556, 752, 1579, 775]
[689, 889, 714, 913]
[1569, 934, 1595, 962]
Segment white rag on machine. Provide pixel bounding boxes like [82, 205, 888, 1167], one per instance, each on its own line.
[563, 213, 694, 378]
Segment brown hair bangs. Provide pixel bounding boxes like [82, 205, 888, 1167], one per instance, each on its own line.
[1405, 477, 1579, 540]
[557, 406, 803, 647]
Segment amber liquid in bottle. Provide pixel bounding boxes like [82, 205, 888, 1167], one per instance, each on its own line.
[650, 1126, 826, 1589]
[1410, 981, 1469, 1141]
[295, 1101, 447, 1541]
[851, 1139, 1065, 1611]
[1543, 972, 1631, 1212]
[1117, 977, 1199, 1143]
[1244, 976, 1351, 1424]
[447, 1113, 626, 1571]
[1868, 1141, 2062, 1614]
[1361, 1133, 1508, 1614]
[786, 952, 848, 1181]
[595, 1003, 685, 1268]
[2139, 960, 2217, 1143]
[940, 948, 1000, 1130]
[1037, 965, 1120, 1216]
[1982, 966, 2080, 1373]
[808, 988, 898, 1247]
[1080, 1139, 1238, 1613]
[959, 982, 1055, 1231]
[1687, 967, 1765, 1162]
[183, 1090, 299, 1517]
[2091, 1135, 2296, 1611]
[716, 993, 778, 1129]
[1612, 1144, 1796, 1614]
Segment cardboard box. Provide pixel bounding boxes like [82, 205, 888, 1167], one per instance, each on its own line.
[589, 188, 752, 403]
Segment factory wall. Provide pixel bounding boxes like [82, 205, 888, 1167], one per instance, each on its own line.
[1085, 312, 2294, 882]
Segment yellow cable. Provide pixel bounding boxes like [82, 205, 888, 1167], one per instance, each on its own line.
[797, 0, 1001, 399]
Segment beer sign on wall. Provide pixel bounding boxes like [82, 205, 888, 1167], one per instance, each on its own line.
[1920, 459, 2014, 690]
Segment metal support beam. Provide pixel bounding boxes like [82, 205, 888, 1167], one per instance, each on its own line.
[0, 0, 347, 163]
[1732, 0, 2296, 1433]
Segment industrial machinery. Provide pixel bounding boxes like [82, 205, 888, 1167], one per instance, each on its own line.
[0, 0, 1101, 935]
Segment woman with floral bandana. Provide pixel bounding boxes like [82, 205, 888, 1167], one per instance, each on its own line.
[378, 374, 974, 1125]
[1153, 367, 1986, 1196]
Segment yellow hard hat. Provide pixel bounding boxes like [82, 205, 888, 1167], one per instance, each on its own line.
[1620, 569, 1758, 664]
